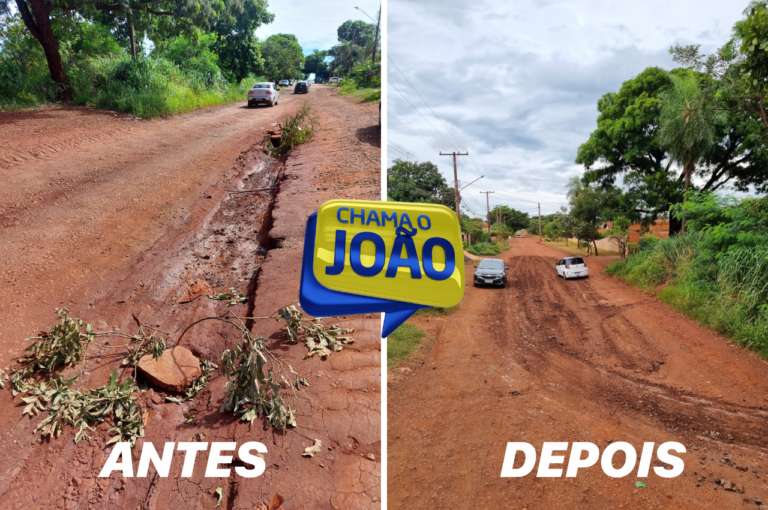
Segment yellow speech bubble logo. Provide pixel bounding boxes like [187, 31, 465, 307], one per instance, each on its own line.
[312, 199, 465, 308]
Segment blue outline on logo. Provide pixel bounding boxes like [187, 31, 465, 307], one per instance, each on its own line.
[299, 212, 427, 338]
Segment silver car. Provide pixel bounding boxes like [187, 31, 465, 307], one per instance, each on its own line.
[556, 256, 589, 279]
[247, 82, 279, 108]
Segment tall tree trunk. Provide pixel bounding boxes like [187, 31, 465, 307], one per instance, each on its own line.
[128, 9, 137, 59]
[17, 0, 72, 101]
[592, 231, 599, 256]
[682, 162, 693, 232]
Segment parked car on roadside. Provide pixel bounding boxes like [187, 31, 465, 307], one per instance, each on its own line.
[473, 258, 509, 287]
[329, 77, 340, 83]
[279, 79, 290, 87]
[556, 257, 589, 280]
[247, 82, 279, 108]
[294, 81, 310, 94]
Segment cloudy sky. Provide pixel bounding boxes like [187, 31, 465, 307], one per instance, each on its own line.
[387, 0, 748, 218]
[256, 0, 380, 55]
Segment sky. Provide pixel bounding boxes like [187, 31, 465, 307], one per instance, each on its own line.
[256, 0, 381, 55]
[387, 0, 749, 219]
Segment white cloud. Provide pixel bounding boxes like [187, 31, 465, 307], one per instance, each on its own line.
[387, 0, 747, 217]
[256, 0, 380, 54]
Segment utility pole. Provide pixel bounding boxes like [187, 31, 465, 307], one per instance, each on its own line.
[372, 8, 380, 62]
[440, 151, 469, 218]
[538, 202, 542, 240]
[480, 191, 494, 236]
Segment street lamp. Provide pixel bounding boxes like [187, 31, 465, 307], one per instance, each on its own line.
[354, 5, 380, 62]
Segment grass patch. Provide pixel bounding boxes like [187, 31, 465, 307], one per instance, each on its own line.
[339, 87, 381, 103]
[542, 241, 619, 257]
[387, 323, 428, 369]
[414, 306, 458, 317]
[265, 103, 316, 158]
[606, 233, 768, 356]
[466, 240, 509, 256]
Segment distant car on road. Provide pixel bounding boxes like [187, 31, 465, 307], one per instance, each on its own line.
[247, 82, 279, 108]
[329, 77, 340, 83]
[473, 258, 509, 287]
[556, 257, 589, 280]
[294, 81, 310, 94]
[279, 79, 290, 87]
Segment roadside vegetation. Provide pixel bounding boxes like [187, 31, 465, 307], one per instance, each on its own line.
[414, 306, 458, 317]
[265, 103, 317, 158]
[387, 323, 427, 369]
[542, 240, 619, 257]
[336, 61, 381, 102]
[607, 193, 768, 355]
[0, 0, 378, 117]
[0, 303, 354, 445]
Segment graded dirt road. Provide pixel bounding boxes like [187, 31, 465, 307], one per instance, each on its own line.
[0, 86, 381, 508]
[388, 236, 768, 509]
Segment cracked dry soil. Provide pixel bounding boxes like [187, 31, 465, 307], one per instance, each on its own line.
[0, 85, 381, 509]
[389, 236, 768, 510]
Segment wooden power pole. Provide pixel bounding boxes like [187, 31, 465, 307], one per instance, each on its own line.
[538, 202, 542, 240]
[440, 152, 469, 218]
[480, 191, 494, 236]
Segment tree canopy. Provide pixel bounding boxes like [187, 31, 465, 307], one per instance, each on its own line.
[489, 205, 529, 232]
[261, 33, 304, 82]
[387, 159, 455, 210]
[337, 19, 375, 48]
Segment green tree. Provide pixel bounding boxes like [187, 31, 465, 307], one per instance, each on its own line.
[670, 2, 768, 138]
[543, 221, 563, 241]
[337, 19, 375, 48]
[489, 205, 529, 232]
[605, 216, 631, 258]
[303, 50, 329, 77]
[328, 41, 364, 77]
[658, 74, 719, 230]
[576, 65, 768, 227]
[387, 159, 455, 209]
[261, 33, 303, 83]
[2, 0, 270, 100]
[569, 179, 620, 256]
[209, 0, 273, 82]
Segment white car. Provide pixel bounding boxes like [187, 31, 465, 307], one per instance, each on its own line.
[279, 79, 290, 87]
[329, 77, 340, 83]
[556, 256, 589, 280]
[247, 82, 279, 108]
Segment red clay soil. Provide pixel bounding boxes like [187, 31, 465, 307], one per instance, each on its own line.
[388, 236, 768, 509]
[0, 86, 381, 509]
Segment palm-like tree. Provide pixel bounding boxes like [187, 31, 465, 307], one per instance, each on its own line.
[658, 74, 718, 230]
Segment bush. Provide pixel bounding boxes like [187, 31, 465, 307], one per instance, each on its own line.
[466, 241, 508, 256]
[607, 197, 768, 357]
[0, 16, 258, 117]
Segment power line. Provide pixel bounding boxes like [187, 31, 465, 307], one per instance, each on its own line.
[387, 79, 458, 151]
[388, 56, 487, 179]
[387, 143, 408, 159]
[475, 183, 566, 205]
[388, 56, 468, 152]
[387, 113, 440, 152]
[388, 140, 409, 156]
[470, 182, 564, 207]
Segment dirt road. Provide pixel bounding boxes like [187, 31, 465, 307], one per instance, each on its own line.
[0, 86, 381, 508]
[388, 237, 768, 509]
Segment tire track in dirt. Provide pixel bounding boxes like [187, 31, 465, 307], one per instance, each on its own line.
[389, 237, 768, 509]
[0, 88, 381, 509]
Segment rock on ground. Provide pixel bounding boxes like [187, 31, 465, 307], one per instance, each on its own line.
[137, 346, 201, 393]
